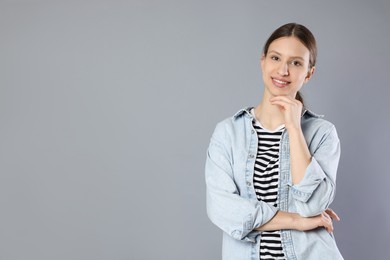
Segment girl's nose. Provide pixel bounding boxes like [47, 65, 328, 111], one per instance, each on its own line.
[277, 62, 289, 76]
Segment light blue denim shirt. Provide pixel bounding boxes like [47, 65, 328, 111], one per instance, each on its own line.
[205, 107, 344, 260]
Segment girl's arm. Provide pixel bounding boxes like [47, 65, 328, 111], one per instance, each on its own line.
[270, 96, 340, 217]
[256, 209, 340, 233]
[269, 96, 310, 184]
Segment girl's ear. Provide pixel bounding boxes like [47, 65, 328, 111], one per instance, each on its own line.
[304, 66, 315, 84]
[260, 54, 265, 68]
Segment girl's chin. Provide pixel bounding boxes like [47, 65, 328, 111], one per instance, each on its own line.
[267, 91, 296, 99]
[270, 88, 294, 96]
[264, 85, 298, 98]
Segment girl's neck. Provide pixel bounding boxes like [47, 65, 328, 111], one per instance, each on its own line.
[254, 96, 285, 131]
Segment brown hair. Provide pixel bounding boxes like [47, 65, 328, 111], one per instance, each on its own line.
[263, 23, 317, 105]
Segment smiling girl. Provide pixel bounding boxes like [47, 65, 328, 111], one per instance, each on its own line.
[205, 23, 344, 260]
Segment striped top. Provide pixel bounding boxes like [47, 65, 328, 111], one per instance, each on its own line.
[251, 109, 286, 260]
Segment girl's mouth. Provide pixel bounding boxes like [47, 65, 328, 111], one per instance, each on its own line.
[272, 77, 291, 87]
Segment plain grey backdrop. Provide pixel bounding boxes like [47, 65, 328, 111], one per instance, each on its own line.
[1, 0, 389, 259]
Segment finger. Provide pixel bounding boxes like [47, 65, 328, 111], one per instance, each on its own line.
[270, 96, 303, 107]
[321, 213, 334, 233]
[322, 212, 331, 223]
[325, 208, 341, 221]
[325, 225, 334, 233]
[270, 98, 302, 111]
[269, 99, 297, 109]
[269, 99, 288, 109]
[270, 96, 296, 104]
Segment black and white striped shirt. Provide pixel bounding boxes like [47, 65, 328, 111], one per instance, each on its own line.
[251, 109, 286, 260]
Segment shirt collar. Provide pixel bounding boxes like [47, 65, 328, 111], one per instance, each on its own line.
[302, 108, 324, 118]
[233, 107, 254, 119]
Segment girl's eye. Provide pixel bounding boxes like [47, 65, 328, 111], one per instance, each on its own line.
[291, 60, 302, 66]
[270, 56, 280, 61]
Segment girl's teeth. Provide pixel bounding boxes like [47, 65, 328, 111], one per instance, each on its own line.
[274, 79, 287, 84]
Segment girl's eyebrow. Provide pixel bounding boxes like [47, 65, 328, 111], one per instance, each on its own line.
[268, 50, 305, 61]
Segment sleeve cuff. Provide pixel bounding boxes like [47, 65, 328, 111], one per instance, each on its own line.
[290, 157, 327, 203]
[231, 204, 278, 242]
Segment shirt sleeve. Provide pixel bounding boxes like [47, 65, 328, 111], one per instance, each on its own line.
[205, 124, 278, 242]
[290, 125, 340, 217]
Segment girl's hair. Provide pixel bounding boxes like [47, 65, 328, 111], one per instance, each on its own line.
[263, 23, 317, 105]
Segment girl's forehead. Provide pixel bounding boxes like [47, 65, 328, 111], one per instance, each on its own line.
[268, 37, 310, 59]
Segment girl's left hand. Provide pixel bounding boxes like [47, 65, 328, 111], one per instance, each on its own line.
[270, 96, 303, 131]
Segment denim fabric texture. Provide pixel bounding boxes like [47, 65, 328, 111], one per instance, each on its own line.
[205, 107, 344, 260]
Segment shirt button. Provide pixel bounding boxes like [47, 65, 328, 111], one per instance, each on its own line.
[251, 129, 255, 134]
[249, 154, 254, 158]
[246, 182, 252, 187]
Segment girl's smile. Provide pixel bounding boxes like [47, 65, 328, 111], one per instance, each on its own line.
[271, 77, 291, 88]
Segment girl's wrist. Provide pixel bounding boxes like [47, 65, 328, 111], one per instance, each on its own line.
[285, 124, 302, 134]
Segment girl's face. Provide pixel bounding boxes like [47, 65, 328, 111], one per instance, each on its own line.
[261, 36, 315, 99]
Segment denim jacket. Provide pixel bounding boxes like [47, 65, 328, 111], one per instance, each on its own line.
[205, 107, 343, 260]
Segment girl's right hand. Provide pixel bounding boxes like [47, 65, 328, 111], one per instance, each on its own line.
[295, 208, 340, 233]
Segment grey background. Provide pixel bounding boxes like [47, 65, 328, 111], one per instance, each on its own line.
[1, 0, 389, 259]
